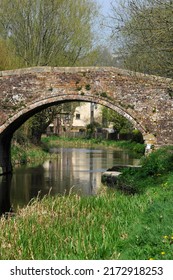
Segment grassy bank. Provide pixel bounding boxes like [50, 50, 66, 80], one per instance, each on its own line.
[0, 181, 173, 260]
[1, 147, 173, 260]
[42, 135, 145, 155]
[11, 143, 54, 166]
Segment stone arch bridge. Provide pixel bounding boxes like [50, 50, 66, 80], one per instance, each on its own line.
[0, 66, 173, 175]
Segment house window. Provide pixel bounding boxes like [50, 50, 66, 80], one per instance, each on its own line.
[76, 113, 80, 120]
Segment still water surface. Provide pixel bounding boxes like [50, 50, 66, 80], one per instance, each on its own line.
[0, 146, 140, 214]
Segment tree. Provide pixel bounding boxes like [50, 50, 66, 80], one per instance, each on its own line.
[0, 39, 21, 70]
[102, 107, 133, 134]
[30, 106, 60, 144]
[102, 107, 144, 142]
[0, 0, 98, 67]
[0, 0, 100, 143]
[110, 0, 173, 77]
[95, 46, 115, 66]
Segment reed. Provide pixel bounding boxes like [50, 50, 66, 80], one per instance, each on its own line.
[1, 177, 173, 260]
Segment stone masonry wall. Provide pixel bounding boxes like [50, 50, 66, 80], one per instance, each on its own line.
[1, 66, 173, 147]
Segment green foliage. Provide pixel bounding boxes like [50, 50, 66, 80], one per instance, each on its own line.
[11, 145, 27, 164]
[102, 107, 134, 134]
[119, 183, 173, 260]
[41, 136, 145, 157]
[0, 39, 21, 70]
[11, 144, 50, 165]
[130, 142, 145, 154]
[111, 0, 173, 77]
[116, 146, 173, 194]
[85, 84, 91, 90]
[1, 177, 173, 259]
[96, 46, 121, 67]
[0, 0, 100, 144]
[140, 147, 173, 177]
[13, 128, 30, 146]
[0, 0, 99, 67]
[29, 106, 60, 144]
[13, 102, 80, 145]
[100, 92, 108, 98]
[86, 122, 101, 138]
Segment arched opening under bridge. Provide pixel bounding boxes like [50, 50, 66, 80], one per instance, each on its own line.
[0, 96, 146, 175]
[1, 66, 172, 174]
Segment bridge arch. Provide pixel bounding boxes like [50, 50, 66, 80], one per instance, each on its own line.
[0, 94, 146, 175]
[0, 94, 147, 136]
[0, 66, 173, 174]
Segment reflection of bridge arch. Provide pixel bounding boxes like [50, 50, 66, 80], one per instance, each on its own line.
[0, 66, 173, 174]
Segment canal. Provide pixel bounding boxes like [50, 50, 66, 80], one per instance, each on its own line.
[0, 146, 140, 215]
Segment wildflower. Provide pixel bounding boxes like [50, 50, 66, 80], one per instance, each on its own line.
[163, 236, 168, 239]
[161, 252, 165, 255]
[149, 258, 154, 260]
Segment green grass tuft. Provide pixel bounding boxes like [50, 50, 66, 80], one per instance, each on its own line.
[1, 175, 173, 260]
[5, 143, 173, 260]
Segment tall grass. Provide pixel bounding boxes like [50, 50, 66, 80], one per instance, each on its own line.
[2, 145, 173, 260]
[1, 179, 173, 260]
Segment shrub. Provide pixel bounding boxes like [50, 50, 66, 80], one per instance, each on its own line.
[86, 122, 101, 138]
[115, 146, 173, 194]
[85, 84, 91, 90]
[140, 147, 173, 176]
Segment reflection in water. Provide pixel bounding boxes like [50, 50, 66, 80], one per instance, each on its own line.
[0, 175, 12, 215]
[0, 147, 140, 214]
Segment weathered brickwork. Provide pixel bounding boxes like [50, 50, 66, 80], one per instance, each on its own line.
[0, 66, 173, 174]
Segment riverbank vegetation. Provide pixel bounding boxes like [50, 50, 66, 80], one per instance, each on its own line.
[11, 135, 145, 166]
[11, 143, 51, 166]
[1, 146, 173, 260]
[42, 135, 145, 155]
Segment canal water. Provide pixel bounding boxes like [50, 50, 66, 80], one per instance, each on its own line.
[0, 146, 140, 215]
